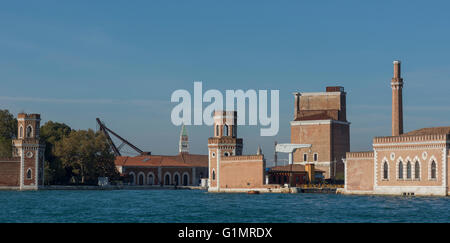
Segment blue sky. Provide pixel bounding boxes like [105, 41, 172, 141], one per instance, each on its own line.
[1, 1, 450, 165]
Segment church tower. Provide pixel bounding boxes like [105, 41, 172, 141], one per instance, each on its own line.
[12, 113, 45, 190]
[207, 111, 243, 190]
[391, 60, 404, 136]
[179, 125, 189, 154]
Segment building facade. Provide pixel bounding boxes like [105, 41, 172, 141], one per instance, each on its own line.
[0, 113, 45, 190]
[115, 125, 208, 186]
[343, 61, 449, 196]
[207, 111, 267, 192]
[290, 86, 350, 180]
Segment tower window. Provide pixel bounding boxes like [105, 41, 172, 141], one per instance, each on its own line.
[383, 162, 388, 180]
[223, 124, 229, 136]
[19, 126, 23, 138]
[27, 168, 32, 179]
[303, 154, 307, 162]
[216, 125, 220, 137]
[26, 125, 33, 138]
[313, 153, 318, 162]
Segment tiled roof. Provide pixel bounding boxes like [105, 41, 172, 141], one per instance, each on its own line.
[269, 164, 324, 173]
[401, 126, 450, 136]
[115, 153, 208, 168]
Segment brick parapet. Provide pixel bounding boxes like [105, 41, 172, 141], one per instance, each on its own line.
[346, 151, 374, 159]
[221, 155, 264, 162]
[373, 134, 449, 144]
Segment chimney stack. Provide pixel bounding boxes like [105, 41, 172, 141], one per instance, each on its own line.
[391, 60, 404, 136]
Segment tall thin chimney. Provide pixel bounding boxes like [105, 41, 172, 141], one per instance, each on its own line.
[391, 60, 404, 136]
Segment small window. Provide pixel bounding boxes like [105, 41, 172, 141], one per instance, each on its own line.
[223, 124, 229, 136]
[224, 152, 229, 157]
[313, 153, 318, 162]
[303, 154, 308, 162]
[27, 168, 32, 179]
[398, 161, 403, 179]
[216, 125, 220, 136]
[26, 126, 33, 138]
[19, 126, 23, 138]
[212, 170, 216, 180]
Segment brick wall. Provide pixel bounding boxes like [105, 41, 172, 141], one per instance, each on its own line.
[0, 159, 20, 187]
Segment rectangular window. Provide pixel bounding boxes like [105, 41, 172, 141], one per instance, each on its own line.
[314, 153, 318, 161]
[303, 153, 307, 162]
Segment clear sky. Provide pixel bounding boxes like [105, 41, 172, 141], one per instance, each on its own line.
[1, 1, 450, 165]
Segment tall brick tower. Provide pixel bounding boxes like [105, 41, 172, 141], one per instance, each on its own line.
[179, 125, 189, 153]
[12, 113, 45, 190]
[290, 86, 350, 180]
[391, 60, 404, 136]
[207, 111, 242, 190]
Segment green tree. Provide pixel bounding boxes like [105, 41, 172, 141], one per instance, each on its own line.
[54, 129, 118, 184]
[40, 121, 72, 184]
[0, 110, 17, 158]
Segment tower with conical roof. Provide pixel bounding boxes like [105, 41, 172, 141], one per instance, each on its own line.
[179, 125, 189, 154]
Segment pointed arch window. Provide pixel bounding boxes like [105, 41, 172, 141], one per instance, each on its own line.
[430, 160, 437, 179]
[212, 169, 216, 180]
[406, 161, 412, 179]
[19, 126, 23, 138]
[415, 161, 420, 179]
[398, 161, 403, 179]
[223, 124, 229, 136]
[26, 125, 33, 138]
[383, 162, 389, 180]
[216, 125, 220, 137]
[27, 168, 32, 179]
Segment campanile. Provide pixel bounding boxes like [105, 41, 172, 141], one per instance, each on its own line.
[391, 60, 404, 136]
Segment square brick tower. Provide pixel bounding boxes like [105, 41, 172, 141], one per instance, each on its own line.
[207, 111, 243, 190]
[12, 113, 45, 190]
[290, 87, 350, 180]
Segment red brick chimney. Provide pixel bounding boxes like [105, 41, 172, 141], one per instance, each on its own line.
[391, 60, 403, 136]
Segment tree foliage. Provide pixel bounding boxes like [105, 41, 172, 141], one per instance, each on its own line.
[53, 129, 119, 184]
[0, 110, 17, 158]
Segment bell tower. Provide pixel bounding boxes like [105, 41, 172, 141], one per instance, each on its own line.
[391, 60, 404, 136]
[179, 125, 189, 154]
[12, 113, 45, 190]
[207, 111, 243, 190]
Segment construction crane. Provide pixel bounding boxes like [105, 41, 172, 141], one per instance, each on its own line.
[96, 118, 151, 156]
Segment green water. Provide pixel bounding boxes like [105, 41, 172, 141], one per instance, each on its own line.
[0, 189, 448, 222]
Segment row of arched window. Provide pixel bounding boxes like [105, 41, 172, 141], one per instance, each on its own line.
[19, 125, 34, 138]
[383, 160, 437, 180]
[129, 172, 202, 186]
[215, 124, 237, 137]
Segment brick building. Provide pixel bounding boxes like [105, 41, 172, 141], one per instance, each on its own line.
[114, 125, 208, 186]
[207, 111, 267, 192]
[290, 86, 350, 180]
[0, 113, 45, 190]
[342, 61, 449, 196]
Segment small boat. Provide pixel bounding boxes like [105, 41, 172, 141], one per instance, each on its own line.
[247, 190, 260, 194]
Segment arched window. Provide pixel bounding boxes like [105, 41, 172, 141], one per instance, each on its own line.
[223, 124, 229, 136]
[232, 125, 237, 137]
[415, 161, 420, 179]
[148, 173, 154, 185]
[212, 170, 216, 180]
[383, 162, 388, 180]
[174, 174, 179, 186]
[398, 161, 403, 179]
[129, 172, 136, 185]
[138, 173, 144, 185]
[26, 125, 33, 138]
[216, 125, 220, 136]
[431, 161, 437, 179]
[183, 174, 189, 186]
[19, 126, 23, 138]
[165, 174, 171, 185]
[406, 161, 412, 179]
[27, 168, 32, 179]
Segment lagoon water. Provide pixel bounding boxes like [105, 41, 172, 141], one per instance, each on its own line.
[0, 189, 448, 223]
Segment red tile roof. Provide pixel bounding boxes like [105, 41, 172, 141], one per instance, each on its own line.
[115, 153, 208, 168]
[401, 126, 450, 136]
